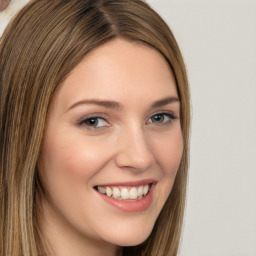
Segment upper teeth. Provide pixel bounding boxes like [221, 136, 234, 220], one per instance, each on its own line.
[96, 184, 150, 200]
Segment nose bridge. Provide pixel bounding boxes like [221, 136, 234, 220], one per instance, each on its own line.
[115, 123, 155, 170]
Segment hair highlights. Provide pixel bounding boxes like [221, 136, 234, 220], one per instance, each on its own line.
[0, 0, 190, 255]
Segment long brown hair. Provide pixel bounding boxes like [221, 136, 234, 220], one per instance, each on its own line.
[0, 0, 190, 255]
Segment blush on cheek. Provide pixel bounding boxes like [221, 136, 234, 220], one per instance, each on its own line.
[51, 140, 107, 182]
[162, 134, 183, 175]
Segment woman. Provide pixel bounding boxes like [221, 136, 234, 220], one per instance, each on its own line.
[0, 0, 190, 255]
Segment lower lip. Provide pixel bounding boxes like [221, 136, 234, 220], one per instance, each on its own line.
[95, 184, 156, 212]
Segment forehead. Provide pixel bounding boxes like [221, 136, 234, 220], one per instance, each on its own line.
[54, 38, 178, 110]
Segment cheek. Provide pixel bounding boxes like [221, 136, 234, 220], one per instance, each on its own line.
[39, 130, 113, 233]
[42, 132, 106, 179]
[40, 131, 109, 206]
[164, 131, 183, 173]
[155, 127, 183, 169]
[153, 128, 183, 193]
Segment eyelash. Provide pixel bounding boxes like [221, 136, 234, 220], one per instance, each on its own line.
[78, 112, 177, 131]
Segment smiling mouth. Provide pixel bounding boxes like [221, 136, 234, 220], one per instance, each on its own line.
[94, 184, 152, 201]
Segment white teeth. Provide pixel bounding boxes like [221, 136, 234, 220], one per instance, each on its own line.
[98, 186, 106, 194]
[143, 184, 149, 195]
[137, 186, 143, 197]
[113, 187, 121, 199]
[106, 187, 112, 197]
[120, 188, 129, 200]
[129, 187, 138, 199]
[97, 184, 151, 200]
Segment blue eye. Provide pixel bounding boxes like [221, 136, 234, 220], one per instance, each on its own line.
[148, 113, 176, 125]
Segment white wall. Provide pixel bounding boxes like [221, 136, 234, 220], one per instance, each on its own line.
[1, 1, 256, 255]
[147, 0, 256, 255]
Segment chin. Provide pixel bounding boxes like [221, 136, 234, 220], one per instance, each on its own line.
[100, 220, 155, 247]
[109, 233, 151, 247]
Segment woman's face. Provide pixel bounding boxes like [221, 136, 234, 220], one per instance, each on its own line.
[39, 39, 183, 252]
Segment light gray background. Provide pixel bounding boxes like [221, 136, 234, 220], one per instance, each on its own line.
[1, 1, 256, 256]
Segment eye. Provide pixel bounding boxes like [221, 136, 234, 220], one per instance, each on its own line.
[148, 113, 176, 125]
[79, 116, 110, 129]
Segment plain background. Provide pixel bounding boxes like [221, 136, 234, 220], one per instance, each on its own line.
[1, 1, 256, 256]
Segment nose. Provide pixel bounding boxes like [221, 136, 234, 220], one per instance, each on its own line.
[115, 126, 155, 171]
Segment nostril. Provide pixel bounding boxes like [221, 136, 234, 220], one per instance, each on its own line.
[0, 0, 11, 12]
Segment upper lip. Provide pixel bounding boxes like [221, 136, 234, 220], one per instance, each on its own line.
[95, 179, 157, 187]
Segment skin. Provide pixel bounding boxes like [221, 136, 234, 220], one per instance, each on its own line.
[38, 38, 183, 256]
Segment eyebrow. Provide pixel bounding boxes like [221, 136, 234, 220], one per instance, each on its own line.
[67, 96, 179, 112]
[151, 96, 180, 108]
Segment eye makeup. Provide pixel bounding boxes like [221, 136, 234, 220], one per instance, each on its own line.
[77, 110, 178, 132]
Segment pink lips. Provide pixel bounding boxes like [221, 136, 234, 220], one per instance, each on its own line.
[95, 180, 156, 212]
